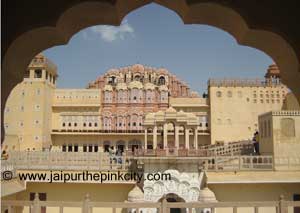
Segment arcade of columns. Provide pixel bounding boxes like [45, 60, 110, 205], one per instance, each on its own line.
[143, 107, 199, 150]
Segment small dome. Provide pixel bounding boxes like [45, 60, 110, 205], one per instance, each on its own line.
[132, 64, 145, 73]
[128, 185, 144, 202]
[157, 68, 169, 75]
[107, 68, 119, 75]
[198, 187, 217, 202]
[166, 107, 176, 113]
[191, 91, 199, 98]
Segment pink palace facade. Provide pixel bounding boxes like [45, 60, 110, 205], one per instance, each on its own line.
[88, 64, 198, 133]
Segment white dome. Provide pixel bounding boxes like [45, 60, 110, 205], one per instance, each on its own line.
[128, 185, 144, 202]
[198, 187, 217, 202]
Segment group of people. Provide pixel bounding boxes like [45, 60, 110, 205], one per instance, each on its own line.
[108, 146, 123, 164]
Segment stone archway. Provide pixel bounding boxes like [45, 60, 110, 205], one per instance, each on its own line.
[3, 0, 300, 141]
[143, 169, 201, 203]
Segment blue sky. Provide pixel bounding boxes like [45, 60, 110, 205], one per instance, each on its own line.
[44, 3, 273, 93]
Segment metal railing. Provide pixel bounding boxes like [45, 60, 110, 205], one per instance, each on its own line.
[2, 194, 300, 213]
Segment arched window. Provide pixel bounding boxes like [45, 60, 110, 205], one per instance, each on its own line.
[108, 76, 116, 85]
[216, 91, 222, 97]
[158, 76, 166, 85]
[134, 75, 141, 81]
[104, 91, 112, 103]
[160, 91, 168, 103]
[146, 90, 154, 103]
[131, 89, 139, 103]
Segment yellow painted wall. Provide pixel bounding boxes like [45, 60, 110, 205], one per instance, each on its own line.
[209, 85, 288, 144]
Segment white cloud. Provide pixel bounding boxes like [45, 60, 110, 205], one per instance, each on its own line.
[91, 20, 134, 42]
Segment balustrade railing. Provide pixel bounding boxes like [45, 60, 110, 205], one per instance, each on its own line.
[2, 194, 300, 213]
[52, 129, 145, 133]
[127, 140, 254, 158]
[2, 151, 299, 173]
[5, 151, 130, 171]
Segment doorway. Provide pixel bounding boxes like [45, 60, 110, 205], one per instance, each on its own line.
[165, 193, 186, 213]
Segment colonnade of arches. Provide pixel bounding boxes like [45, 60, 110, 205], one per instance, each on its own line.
[144, 122, 199, 150]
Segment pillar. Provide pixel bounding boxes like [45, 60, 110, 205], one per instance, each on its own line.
[144, 129, 148, 150]
[194, 128, 198, 150]
[153, 125, 157, 149]
[163, 123, 168, 149]
[175, 125, 179, 148]
[185, 128, 190, 149]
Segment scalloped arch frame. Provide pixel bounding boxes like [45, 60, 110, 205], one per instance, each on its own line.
[2, 0, 300, 139]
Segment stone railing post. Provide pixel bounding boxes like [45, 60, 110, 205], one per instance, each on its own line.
[279, 195, 288, 213]
[82, 193, 90, 213]
[161, 196, 169, 213]
[32, 193, 41, 213]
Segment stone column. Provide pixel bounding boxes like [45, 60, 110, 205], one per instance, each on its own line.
[153, 125, 157, 149]
[185, 127, 190, 149]
[163, 123, 168, 149]
[144, 129, 148, 150]
[175, 125, 180, 148]
[194, 128, 198, 149]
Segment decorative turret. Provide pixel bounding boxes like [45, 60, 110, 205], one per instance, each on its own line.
[127, 185, 144, 202]
[26, 53, 58, 87]
[265, 64, 280, 79]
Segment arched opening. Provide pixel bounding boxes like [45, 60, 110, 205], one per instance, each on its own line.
[116, 140, 125, 154]
[3, 2, 300, 144]
[167, 122, 176, 148]
[161, 193, 186, 213]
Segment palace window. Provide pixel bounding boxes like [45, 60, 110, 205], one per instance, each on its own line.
[89, 123, 92, 127]
[94, 145, 98, 152]
[68, 145, 72, 152]
[94, 122, 98, 127]
[68, 123, 71, 127]
[62, 123, 66, 127]
[216, 91, 222, 97]
[158, 76, 166, 85]
[83, 145, 87, 152]
[74, 145, 78, 152]
[88, 145, 93, 152]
